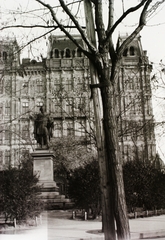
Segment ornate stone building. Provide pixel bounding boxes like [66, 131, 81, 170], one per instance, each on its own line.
[117, 33, 156, 163]
[0, 34, 156, 170]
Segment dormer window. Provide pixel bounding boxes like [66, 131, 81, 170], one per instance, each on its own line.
[61, 50, 64, 58]
[65, 48, 71, 58]
[130, 46, 135, 56]
[77, 48, 82, 57]
[54, 49, 59, 58]
[72, 50, 75, 58]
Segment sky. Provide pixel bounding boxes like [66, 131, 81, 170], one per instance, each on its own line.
[1, 0, 165, 161]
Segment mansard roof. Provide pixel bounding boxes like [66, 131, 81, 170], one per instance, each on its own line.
[48, 35, 84, 50]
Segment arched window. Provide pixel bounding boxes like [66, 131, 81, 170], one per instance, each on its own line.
[130, 46, 135, 56]
[77, 48, 82, 57]
[61, 50, 64, 58]
[123, 48, 128, 57]
[31, 60, 37, 64]
[72, 50, 75, 58]
[3, 52, 7, 60]
[54, 49, 59, 58]
[65, 48, 71, 58]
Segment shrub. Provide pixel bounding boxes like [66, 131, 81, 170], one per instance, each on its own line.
[68, 160, 101, 218]
[0, 160, 43, 223]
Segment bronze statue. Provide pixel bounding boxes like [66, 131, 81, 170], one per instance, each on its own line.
[33, 106, 54, 149]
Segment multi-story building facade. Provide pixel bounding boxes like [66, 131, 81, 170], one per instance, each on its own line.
[0, 34, 156, 170]
[117, 33, 156, 163]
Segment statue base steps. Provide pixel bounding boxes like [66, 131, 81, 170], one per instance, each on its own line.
[32, 150, 74, 209]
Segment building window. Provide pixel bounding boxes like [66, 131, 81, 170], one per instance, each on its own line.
[5, 129, 10, 144]
[130, 46, 135, 56]
[66, 98, 73, 114]
[22, 81, 28, 94]
[12, 124, 17, 143]
[22, 102, 29, 114]
[54, 103, 61, 115]
[137, 96, 142, 114]
[145, 95, 151, 115]
[76, 120, 85, 137]
[36, 102, 43, 111]
[0, 78, 3, 94]
[64, 79, 72, 91]
[54, 121, 62, 137]
[54, 49, 59, 58]
[78, 97, 86, 112]
[37, 80, 43, 93]
[76, 77, 84, 91]
[3, 51, 7, 60]
[22, 125, 29, 139]
[77, 48, 82, 57]
[65, 48, 71, 58]
[5, 79, 11, 94]
[0, 104, 3, 115]
[67, 121, 74, 136]
[61, 50, 64, 58]
[5, 150, 10, 167]
[0, 126, 3, 144]
[72, 50, 75, 57]
[54, 84, 61, 92]
[5, 102, 10, 115]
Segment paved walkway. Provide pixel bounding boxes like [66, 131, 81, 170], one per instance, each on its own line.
[0, 211, 165, 240]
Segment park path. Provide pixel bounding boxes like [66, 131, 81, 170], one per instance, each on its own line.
[0, 211, 165, 240]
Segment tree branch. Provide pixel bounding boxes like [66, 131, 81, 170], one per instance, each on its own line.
[117, 0, 152, 58]
[94, 0, 106, 47]
[107, 0, 116, 62]
[35, 0, 93, 59]
[19, 29, 55, 54]
[0, 24, 86, 31]
[104, 0, 148, 46]
[59, 0, 96, 54]
[107, 0, 114, 31]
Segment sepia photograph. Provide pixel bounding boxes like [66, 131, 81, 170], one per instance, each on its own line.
[0, 1, 165, 239]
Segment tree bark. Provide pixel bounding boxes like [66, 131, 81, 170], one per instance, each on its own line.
[84, 1, 116, 239]
[84, 1, 130, 239]
[100, 63, 130, 240]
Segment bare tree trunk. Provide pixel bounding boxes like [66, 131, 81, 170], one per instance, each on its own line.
[84, 1, 116, 239]
[100, 68, 130, 240]
[84, 1, 130, 239]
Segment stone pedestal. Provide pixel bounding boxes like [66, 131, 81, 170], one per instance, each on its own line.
[32, 150, 58, 192]
[31, 150, 74, 209]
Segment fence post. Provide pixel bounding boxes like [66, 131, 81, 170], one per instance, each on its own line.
[134, 212, 137, 219]
[84, 212, 87, 221]
[13, 218, 17, 228]
[35, 216, 38, 226]
[72, 211, 76, 220]
[140, 233, 143, 239]
[40, 214, 42, 224]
